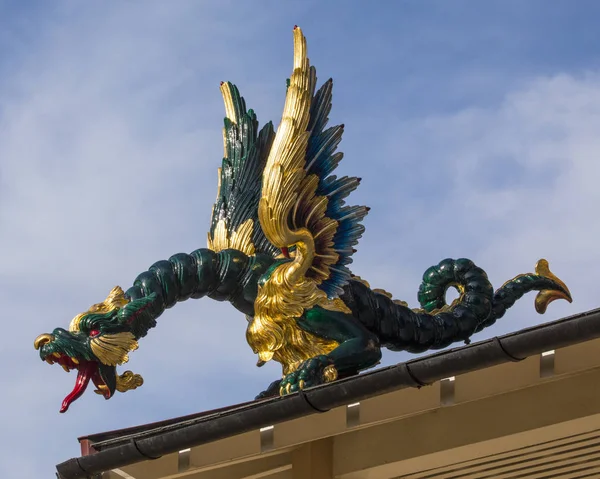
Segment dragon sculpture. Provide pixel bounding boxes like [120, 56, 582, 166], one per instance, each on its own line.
[35, 27, 572, 413]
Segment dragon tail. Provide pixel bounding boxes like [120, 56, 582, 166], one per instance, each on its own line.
[342, 258, 571, 354]
[479, 259, 572, 332]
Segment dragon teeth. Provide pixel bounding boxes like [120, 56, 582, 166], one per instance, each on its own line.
[62, 364, 70, 373]
[53, 352, 61, 358]
[70, 357, 79, 365]
[94, 385, 108, 395]
[45, 358, 53, 365]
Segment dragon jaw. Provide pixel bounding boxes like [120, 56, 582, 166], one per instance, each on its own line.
[34, 329, 117, 412]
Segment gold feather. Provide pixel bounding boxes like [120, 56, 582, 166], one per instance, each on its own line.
[90, 332, 139, 366]
[250, 27, 344, 375]
[207, 218, 255, 256]
[69, 286, 129, 332]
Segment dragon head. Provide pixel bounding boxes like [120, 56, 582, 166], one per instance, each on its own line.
[34, 286, 156, 413]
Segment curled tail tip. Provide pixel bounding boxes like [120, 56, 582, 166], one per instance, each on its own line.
[534, 258, 572, 314]
[535, 290, 572, 314]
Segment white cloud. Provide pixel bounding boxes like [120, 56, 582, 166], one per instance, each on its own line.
[360, 72, 600, 356]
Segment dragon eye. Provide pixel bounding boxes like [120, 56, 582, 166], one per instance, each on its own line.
[89, 329, 100, 337]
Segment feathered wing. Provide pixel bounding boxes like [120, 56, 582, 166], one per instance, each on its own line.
[208, 82, 279, 257]
[305, 79, 367, 297]
[257, 26, 368, 316]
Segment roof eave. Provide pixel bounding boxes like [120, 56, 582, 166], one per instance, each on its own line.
[56, 307, 600, 479]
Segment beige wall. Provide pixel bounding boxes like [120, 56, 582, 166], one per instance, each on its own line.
[99, 338, 600, 479]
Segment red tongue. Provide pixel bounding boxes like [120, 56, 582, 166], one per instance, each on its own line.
[60, 362, 95, 413]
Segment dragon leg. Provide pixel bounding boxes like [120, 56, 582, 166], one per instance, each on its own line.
[340, 258, 571, 354]
[257, 307, 381, 397]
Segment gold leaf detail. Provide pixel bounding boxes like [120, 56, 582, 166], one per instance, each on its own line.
[69, 286, 129, 332]
[373, 288, 393, 299]
[220, 81, 239, 124]
[115, 370, 144, 393]
[351, 275, 371, 288]
[411, 282, 467, 315]
[207, 218, 255, 256]
[318, 297, 352, 314]
[534, 259, 572, 314]
[373, 287, 410, 308]
[293, 174, 339, 283]
[323, 365, 338, 382]
[258, 26, 315, 284]
[251, 27, 345, 375]
[90, 332, 139, 366]
[248, 262, 339, 375]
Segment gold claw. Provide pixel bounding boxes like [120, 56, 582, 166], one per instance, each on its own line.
[322, 365, 338, 383]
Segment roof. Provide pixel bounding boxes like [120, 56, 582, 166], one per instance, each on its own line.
[56, 307, 600, 479]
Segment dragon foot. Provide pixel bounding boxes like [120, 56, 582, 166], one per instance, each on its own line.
[278, 355, 338, 396]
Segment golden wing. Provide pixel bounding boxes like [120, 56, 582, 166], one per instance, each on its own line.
[253, 27, 368, 349]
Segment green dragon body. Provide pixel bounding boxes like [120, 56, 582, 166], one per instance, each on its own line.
[34, 27, 572, 413]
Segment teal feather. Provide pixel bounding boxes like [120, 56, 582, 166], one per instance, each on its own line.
[306, 79, 369, 297]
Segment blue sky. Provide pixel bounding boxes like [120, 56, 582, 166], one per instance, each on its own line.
[2, 1, 600, 476]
